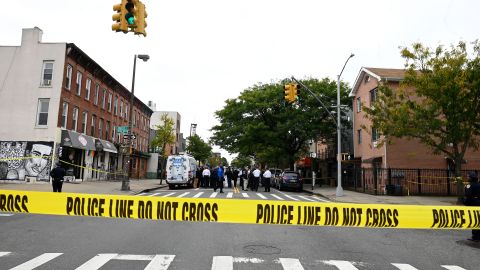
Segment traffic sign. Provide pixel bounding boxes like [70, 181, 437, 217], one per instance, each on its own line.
[117, 126, 129, 134]
[123, 134, 136, 140]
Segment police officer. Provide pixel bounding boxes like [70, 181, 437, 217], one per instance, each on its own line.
[464, 171, 480, 242]
[50, 162, 66, 192]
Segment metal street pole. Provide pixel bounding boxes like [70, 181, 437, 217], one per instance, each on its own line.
[336, 53, 354, 197]
[121, 54, 149, 191]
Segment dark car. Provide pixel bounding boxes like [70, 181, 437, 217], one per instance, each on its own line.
[269, 168, 283, 188]
[277, 171, 303, 191]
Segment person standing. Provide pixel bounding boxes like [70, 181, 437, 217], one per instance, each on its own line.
[50, 162, 66, 192]
[464, 171, 480, 242]
[263, 168, 272, 192]
[232, 168, 239, 189]
[202, 167, 210, 188]
[238, 169, 244, 190]
[226, 167, 233, 188]
[216, 165, 225, 193]
[252, 167, 261, 192]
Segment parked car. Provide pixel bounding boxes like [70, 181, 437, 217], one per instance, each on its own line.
[269, 168, 283, 188]
[277, 171, 303, 191]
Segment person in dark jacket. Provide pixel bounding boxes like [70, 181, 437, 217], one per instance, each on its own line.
[50, 162, 66, 192]
[464, 171, 480, 242]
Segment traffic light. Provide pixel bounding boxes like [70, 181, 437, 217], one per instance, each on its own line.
[284, 84, 294, 103]
[112, 0, 128, 33]
[125, 0, 136, 26]
[291, 83, 299, 101]
[134, 1, 147, 37]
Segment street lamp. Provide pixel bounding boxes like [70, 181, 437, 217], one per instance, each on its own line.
[121, 54, 150, 191]
[336, 53, 354, 197]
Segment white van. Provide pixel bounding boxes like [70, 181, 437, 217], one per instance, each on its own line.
[165, 154, 198, 189]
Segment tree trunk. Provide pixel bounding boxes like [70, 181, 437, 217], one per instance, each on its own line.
[454, 156, 464, 204]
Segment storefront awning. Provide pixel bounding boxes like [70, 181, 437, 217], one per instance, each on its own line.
[95, 139, 118, 153]
[61, 130, 96, 151]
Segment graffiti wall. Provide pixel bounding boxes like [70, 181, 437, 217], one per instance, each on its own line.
[0, 141, 53, 181]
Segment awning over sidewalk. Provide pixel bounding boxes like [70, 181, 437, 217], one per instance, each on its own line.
[61, 130, 96, 151]
[95, 139, 118, 153]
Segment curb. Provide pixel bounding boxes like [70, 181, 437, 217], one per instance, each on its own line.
[302, 188, 338, 202]
[134, 184, 168, 195]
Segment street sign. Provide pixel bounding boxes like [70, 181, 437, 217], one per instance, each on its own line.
[123, 134, 136, 140]
[117, 126, 129, 134]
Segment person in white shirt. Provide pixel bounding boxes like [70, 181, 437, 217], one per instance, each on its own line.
[252, 167, 261, 192]
[202, 167, 211, 188]
[263, 168, 272, 192]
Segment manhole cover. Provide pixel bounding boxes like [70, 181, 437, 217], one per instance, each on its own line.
[243, 245, 281, 255]
[456, 240, 480, 249]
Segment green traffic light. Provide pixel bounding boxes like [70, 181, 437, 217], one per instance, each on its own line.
[125, 13, 135, 25]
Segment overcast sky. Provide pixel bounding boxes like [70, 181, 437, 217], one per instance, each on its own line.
[3, 0, 479, 161]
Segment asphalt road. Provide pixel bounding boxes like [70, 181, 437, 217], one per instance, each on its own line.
[1, 203, 479, 270]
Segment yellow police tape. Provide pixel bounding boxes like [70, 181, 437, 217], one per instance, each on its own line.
[1, 190, 479, 229]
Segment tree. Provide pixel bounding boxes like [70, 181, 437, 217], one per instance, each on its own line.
[221, 157, 229, 166]
[363, 41, 480, 197]
[151, 113, 176, 157]
[186, 134, 212, 164]
[210, 78, 351, 169]
[231, 154, 252, 168]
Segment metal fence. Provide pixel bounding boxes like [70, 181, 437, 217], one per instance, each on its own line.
[343, 167, 477, 196]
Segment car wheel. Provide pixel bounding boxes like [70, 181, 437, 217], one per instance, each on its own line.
[169, 184, 175, 189]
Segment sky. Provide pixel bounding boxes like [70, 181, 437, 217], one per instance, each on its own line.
[3, 0, 479, 162]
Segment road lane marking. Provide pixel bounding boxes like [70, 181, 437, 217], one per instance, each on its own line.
[148, 193, 162, 197]
[177, 192, 190, 198]
[161, 192, 176, 197]
[232, 257, 264, 263]
[145, 255, 176, 270]
[283, 194, 299, 201]
[210, 192, 218, 198]
[441, 266, 467, 270]
[242, 193, 249, 198]
[392, 263, 419, 270]
[0, 252, 11, 257]
[76, 253, 175, 270]
[10, 253, 63, 270]
[279, 258, 305, 270]
[226, 192, 233, 198]
[322, 260, 359, 269]
[257, 193, 267, 199]
[76, 253, 118, 270]
[271, 194, 284, 200]
[194, 188, 200, 190]
[298, 196, 315, 202]
[0, 213, 14, 217]
[193, 192, 204, 198]
[211, 256, 233, 270]
[310, 196, 330, 202]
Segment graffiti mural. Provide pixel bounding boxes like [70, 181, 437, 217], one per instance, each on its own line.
[0, 141, 53, 181]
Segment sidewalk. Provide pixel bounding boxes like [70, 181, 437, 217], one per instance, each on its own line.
[0, 180, 460, 206]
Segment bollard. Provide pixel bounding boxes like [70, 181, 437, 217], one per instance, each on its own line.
[312, 172, 316, 190]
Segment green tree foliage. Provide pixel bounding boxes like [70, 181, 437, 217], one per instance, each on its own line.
[221, 157, 229, 166]
[231, 154, 252, 168]
[363, 41, 480, 195]
[210, 78, 351, 169]
[151, 113, 176, 157]
[186, 134, 212, 164]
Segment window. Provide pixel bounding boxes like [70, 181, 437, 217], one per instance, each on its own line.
[76, 71, 83, 95]
[113, 123, 117, 142]
[65, 65, 73, 90]
[356, 97, 362, 113]
[94, 84, 99, 105]
[41, 61, 53, 86]
[133, 110, 136, 126]
[106, 121, 110, 141]
[61, 102, 68, 128]
[125, 105, 129, 120]
[370, 88, 377, 106]
[36, 99, 50, 126]
[108, 93, 112, 112]
[114, 96, 118, 115]
[72, 107, 79, 131]
[85, 78, 92, 100]
[364, 75, 370, 83]
[372, 128, 380, 142]
[120, 100, 123, 118]
[98, 119, 103, 139]
[91, 115, 96, 137]
[357, 129, 362, 144]
[102, 89, 107, 109]
[81, 111, 88, 134]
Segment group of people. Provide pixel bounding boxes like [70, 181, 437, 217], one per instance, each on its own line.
[195, 166, 273, 192]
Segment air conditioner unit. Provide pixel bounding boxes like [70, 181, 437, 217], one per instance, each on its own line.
[43, 79, 52, 86]
[373, 141, 378, 148]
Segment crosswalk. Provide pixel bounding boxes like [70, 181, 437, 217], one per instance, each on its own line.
[0, 252, 469, 269]
[137, 189, 330, 202]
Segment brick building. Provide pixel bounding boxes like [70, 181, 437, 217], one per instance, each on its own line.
[0, 27, 152, 181]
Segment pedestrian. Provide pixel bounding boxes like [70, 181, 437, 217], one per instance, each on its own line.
[226, 167, 233, 188]
[50, 161, 66, 192]
[263, 168, 272, 192]
[232, 168, 239, 189]
[252, 166, 261, 192]
[202, 166, 210, 188]
[195, 167, 202, 188]
[464, 171, 480, 242]
[211, 167, 218, 191]
[238, 168, 244, 190]
[217, 165, 225, 193]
